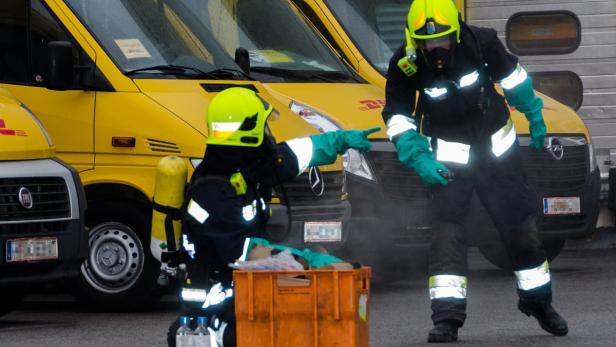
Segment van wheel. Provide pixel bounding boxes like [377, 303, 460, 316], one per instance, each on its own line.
[479, 239, 566, 270]
[72, 201, 159, 311]
[0, 288, 22, 317]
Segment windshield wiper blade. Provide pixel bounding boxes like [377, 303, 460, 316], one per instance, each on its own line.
[204, 68, 255, 80]
[125, 64, 208, 76]
[126, 65, 254, 81]
[250, 66, 351, 83]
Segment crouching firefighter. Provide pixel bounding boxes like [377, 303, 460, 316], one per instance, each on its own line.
[382, 0, 569, 343]
[157, 87, 378, 346]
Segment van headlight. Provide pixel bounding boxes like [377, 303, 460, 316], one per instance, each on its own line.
[289, 101, 375, 181]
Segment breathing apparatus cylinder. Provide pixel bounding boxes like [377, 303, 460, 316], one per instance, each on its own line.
[150, 156, 187, 263]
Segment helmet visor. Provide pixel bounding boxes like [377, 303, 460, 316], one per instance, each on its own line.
[422, 35, 452, 52]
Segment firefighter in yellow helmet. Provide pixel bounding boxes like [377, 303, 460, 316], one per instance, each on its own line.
[382, 0, 567, 342]
[168, 87, 378, 346]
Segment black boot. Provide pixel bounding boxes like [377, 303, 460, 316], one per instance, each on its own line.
[518, 302, 568, 336]
[428, 321, 459, 343]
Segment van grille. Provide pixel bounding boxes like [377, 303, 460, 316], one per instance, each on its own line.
[368, 151, 428, 201]
[282, 171, 344, 207]
[368, 145, 591, 233]
[521, 145, 589, 230]
[0, 177, 70, 221]
[0, 221, 69, 235]
[147, 138, 181, 154]
[369, 145, 589, 201]
[520, 145, 588, 192]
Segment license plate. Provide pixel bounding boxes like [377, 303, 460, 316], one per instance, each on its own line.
[543, 197, 581, 215]
[6, 237, 58, 263]
[304, 221, 342, 243]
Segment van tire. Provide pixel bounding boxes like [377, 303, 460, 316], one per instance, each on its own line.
[72, 200, 159, 311]
[479, 239, 566, 270]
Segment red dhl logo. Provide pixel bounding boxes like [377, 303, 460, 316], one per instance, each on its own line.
[0, 118, 27, 136]
[359, 99, 385, 111]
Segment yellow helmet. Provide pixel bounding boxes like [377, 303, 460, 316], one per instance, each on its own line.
[206, 87, 275, 147]
[407, 0, 460, 45]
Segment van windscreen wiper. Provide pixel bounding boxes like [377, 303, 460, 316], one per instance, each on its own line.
[125, 64, 208, 77]
[250, 66, 351, 83]
[204, 68, 255, 81]
[126, 65, 254, 80]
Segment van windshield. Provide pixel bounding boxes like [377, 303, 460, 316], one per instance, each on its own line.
[322, 0, 410, 75]
[182, 0, 359, 83]
[66, 0, 245, 79]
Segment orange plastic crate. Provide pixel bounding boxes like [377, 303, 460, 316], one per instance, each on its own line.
[234, 267, 371, 347]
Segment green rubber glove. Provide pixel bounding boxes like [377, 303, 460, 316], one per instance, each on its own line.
[503, 76, 546, 152]
[309, 127, 380, 167]
[395, 130, 449, 186]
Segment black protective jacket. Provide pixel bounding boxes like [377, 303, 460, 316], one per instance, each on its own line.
[382, 24, 519, 151]
[182, 141, 301, 283]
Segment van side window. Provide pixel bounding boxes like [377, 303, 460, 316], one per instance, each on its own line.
[0, 1, 29, 83]
[30, 0, 80, 86]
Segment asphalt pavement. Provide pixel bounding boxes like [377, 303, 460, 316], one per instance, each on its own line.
[1, 246, 616, 347]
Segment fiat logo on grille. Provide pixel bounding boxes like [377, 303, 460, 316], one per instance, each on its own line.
[18, 187, 34, 209]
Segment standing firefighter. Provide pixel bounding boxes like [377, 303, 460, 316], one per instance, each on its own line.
[382, 0, 568, 343]
[169, 87, 378, 346]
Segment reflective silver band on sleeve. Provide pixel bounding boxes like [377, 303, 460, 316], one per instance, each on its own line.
[386, 114, 417, 140]
[187, 199, 209, 224]
[286, 137, 314, 173]
[491, 119, 517, 157]
[500, 64, 528, 90]
[429, 275, 468, 300]
[515, 260, 551, 291]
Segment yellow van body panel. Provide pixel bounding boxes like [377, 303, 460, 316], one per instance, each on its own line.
[133, 80, 341, 172]
[302, 0, 591, 142]
[5, 85, 96, 171]
[0, 88, 53, 161]
[264, 83, 388, 139]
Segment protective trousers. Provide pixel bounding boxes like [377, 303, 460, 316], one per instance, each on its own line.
[428, 142, 552, 326]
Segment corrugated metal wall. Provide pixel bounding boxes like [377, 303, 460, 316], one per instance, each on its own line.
[466, 0, 616, 151]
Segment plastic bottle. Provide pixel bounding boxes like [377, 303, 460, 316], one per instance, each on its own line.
[176, 316, 193, 347]
[192, 316, 211, 347]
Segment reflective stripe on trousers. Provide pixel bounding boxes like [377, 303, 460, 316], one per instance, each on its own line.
[435, 118, 516, 164]
[429, 275, 468, 300]
[515, 260, 551, 291]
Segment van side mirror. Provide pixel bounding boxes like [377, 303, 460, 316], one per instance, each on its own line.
[46, 41, 74, 90]
[235, 47, 250, 75]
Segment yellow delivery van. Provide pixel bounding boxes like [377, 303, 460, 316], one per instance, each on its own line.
[0, 0, 348, 309]
[289, 0, 599, 274]
[0, 87, 86, 316]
